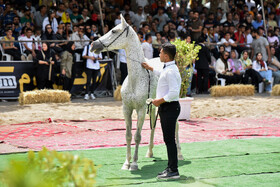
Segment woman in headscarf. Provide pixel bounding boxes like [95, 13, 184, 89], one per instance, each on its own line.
[60, 41, 75, 92]
[252, 52, 273, 92]
[215, 51, 241, 84]
[41, 24, 57, 52]
[240, 50, 263, 87]
[228, 50, 243, 81]
[34, 42, 56, 89]
[42, 9, 58, 33]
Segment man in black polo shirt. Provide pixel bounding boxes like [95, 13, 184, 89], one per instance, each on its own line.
[142, 43, 181, 179]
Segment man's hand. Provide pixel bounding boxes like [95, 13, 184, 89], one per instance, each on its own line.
[141, 62, 153, 71]
[152, 98, 165, 107]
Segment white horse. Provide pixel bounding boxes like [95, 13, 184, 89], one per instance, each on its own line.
[91, 15, 183, 170]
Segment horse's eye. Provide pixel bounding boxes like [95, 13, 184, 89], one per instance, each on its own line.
[112, 30, 117, 34]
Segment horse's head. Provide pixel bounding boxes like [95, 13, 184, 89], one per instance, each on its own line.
[90, 14, 131, 54]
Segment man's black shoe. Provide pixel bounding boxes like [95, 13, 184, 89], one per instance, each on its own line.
[157, 168, 180, 179]
[158, 168, 169, 176]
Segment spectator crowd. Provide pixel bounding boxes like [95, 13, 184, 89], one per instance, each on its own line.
[1, 0, 280, 97]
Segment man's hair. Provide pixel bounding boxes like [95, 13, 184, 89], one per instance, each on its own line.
[145, 33, 152, 41]
[162, 43, 176, 60]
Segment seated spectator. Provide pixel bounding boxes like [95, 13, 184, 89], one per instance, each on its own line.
[33, 28, 42, 51]
[85, 25, 94, 40]
[267, 30, 279, 47]
[82, 42, 102, 100]
[1, 28, 23, 60]
[215, 51, 241, 85]
[13, 16, 22, 34]
[268, 12, 278, 31]
[252, 52, 273, 92]
[41, 24, 57, 53]
[42, 9, 58, 34]
[252, 14, 264, 30]
[228, 50, 243, 81]
[268, 47, 280, 85]
[34, 42, 56, 89]
[240, 50, 263, 88]
[152, 32, 162, 57]
[61, 41, 75, 92]
[70, 4, 82, 26]
[2, 3, 17, 26]
[61, 12, 71, 24]
[70, 24, 90, 55]
[81, 8, 90, 23]
[21, 28, 36, 60]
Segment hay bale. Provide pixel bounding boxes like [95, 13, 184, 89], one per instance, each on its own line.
[210, 84, 255, 97]
[19, 89, 71, 105]
[271, 84, 280, 96]
[114, 85, 122, 101]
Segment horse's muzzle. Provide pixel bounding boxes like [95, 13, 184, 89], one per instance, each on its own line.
[90, 41, 104, 54]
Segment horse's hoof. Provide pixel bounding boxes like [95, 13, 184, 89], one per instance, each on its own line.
[145, 151, 153, 158]
[121, 163, 130, 170]
[178, 155, 184, 160]
[129, 163, 138, 171]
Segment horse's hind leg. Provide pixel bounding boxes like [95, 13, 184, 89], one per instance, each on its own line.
[122, 105, 133, 170]
[176, 121, 184, 160]
[130, 106, 146, 171]
[146, 105, 156, 158]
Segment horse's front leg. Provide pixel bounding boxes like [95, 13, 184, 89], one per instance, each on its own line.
[122, 105, 133, 170]
[176, 121, 184, 160]
[146, 105, 156, 158]
[130, 106, 146, 171]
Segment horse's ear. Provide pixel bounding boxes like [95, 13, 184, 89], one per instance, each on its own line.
[120, 14, 128, 29]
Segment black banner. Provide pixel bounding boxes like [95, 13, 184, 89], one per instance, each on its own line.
[0, 60, 113, 99]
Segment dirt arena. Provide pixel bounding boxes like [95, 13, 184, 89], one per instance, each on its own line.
[1, 94, 280, 125]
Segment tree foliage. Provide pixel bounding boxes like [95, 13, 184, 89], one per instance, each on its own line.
[1, 147, 98, 187]
[171, 39, 201, 98]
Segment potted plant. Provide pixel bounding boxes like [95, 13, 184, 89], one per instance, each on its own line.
[171, 38, 201, 120]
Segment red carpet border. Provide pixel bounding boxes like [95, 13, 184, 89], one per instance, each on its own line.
[0, 117, 280, 153]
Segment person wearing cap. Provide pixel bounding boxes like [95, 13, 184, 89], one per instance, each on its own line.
[70, 4, 82, 26]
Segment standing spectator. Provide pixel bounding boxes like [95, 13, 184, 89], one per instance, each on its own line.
[245, 26, 253, 48]
[195, 36, 211, 94]
[34, 5, 47, 29]
[1, 28, 22, 60]
[220, 32, 237, 52]
[81, 8, 90, 23]
[251, 29, 271, 62]
[61, 41, 75, 92]
[82, 42, 102, 100]
[252, 52, 273, 92]
[153, 7, 170, 32]
[119, 49, 127, 85]
[252, 14, 264, 30]
[42, 10, 58, 34]
[20, 7, 33, 26]
[132, 6, 145, 30]
[34, 42, 56, 89]
[2, 3, 17, 26]
[142, 34, 154, 59]
[268, 47, 280, 85]
[188, 11, 203, 42]
[152, 32, 162, 57]
[268, 12, 278, 30]
[70, 24, 90, 56]
[70, 4, 82, 26]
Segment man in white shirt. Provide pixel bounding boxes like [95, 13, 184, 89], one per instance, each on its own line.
[141, 34, 154, 59]
[142, 43, 181, 180]
[220, 32, 237, 52]
[70, 24, 90, 55]
[82, 43, 102, 100]
[21, 28, 36, 60]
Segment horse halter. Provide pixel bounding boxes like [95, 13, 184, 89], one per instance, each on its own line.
[98, 25, 130, 50]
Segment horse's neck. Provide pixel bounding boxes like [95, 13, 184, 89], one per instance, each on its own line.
[124, 42, 146, 83]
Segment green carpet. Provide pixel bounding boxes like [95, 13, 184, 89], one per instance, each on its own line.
[1, 138, 280, 187]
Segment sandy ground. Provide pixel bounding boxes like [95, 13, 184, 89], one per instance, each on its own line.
[1, 94, 280, 126]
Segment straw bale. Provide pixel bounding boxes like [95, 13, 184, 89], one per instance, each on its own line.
[114, 85, 122, 101]
[271, 84, 280, 96]
[210, 84, 255, 97]
[19, 89, 71, 105]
